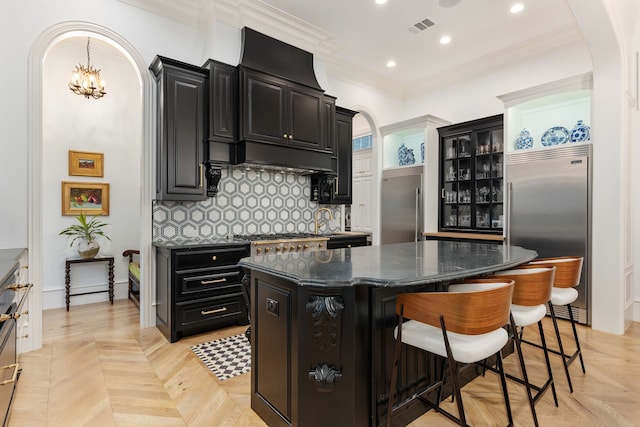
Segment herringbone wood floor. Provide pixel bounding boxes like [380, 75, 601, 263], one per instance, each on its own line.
[7, 299, 640, 426]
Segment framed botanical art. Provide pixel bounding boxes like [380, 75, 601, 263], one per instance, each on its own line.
[61, 181, 110, 216]
[68, 150, 104, 177]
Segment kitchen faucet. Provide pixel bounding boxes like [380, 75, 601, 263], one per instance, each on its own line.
[314, 208, 334, 235]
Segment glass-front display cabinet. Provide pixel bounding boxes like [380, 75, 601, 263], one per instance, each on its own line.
[439, 114, 503, 234]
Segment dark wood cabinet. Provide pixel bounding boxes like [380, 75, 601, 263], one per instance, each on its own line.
[203, 59, 237, 164]
[333, 107, 356, 204]
[310, 106, 356, 205]
[326, 234, 368, 249]
[150, 56, 208, 201]
[155, 243, 250, 343]
[239, 67, 326, 150]
[438, 114, 504, 234]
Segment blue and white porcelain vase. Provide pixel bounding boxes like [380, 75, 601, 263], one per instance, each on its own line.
[515, 128, 534, 150]
[570, 120, 590, 143]
[420, 141, 425, 163]
[398, 143, 415, 166]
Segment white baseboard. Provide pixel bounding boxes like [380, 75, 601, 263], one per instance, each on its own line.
[43, 281, 129, 310]
[633, 299, 640, 322]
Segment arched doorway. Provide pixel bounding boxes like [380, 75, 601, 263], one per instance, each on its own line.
[28, 22, 155, 352]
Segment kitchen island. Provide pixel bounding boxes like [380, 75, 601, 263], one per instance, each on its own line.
[238, 240, 536, 427]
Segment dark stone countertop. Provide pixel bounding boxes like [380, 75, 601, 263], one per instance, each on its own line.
[0, 248, 26, 285]
[238, 240, 537, 288]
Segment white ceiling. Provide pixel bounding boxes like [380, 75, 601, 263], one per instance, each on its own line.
[120, 0, 583, 95]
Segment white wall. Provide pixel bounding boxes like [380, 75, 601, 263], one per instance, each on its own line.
[0, 0, 638, 335]
[0, 0, 208, 248]
[42, 38, 141, 309]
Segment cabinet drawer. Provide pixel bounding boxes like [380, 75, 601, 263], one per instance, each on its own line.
[174, 245, 249, 270]
[177, 267, 244, 299]
[176, 294, 247, 331]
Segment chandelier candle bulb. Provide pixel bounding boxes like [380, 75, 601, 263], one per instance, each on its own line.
[68, 37, 107, 100]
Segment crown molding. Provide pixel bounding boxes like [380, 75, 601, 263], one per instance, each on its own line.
[117, 1, 586, 101]
[410, 25, 586, 96]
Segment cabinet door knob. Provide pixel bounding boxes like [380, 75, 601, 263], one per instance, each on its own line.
[211, 255, 217, 261]
[283, 133, 288, 138]
[289, 134, 293, 140]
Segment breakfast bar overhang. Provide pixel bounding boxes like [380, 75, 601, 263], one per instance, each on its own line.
[238, 240, 537, 427]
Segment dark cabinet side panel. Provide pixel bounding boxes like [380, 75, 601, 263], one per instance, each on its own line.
[255, 280, 291, 420]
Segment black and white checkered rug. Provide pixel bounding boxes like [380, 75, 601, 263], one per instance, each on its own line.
[191, 334, 251, 381]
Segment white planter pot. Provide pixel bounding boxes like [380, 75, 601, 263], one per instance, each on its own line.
[78, 240, 100, 259]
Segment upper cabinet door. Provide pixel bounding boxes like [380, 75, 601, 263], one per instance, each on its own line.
[206, 59, 237, 143]
[286, 82, 324, 150]
[332, 107, 356, 204]
[240, 70, 287, 145]
[151, 56, 208, 201]
[240, 68, 326, 150]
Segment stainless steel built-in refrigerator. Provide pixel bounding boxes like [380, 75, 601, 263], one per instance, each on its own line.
[381, 165, 423, 244]
[506, 144, 591, 324]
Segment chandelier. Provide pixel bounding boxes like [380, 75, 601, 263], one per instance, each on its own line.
[68, 37, 107, 99]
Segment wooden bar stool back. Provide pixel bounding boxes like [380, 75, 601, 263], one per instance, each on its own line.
[527, 256, 585, 392]
[386, 278, 515, 427]
[493, 266, 558, 427]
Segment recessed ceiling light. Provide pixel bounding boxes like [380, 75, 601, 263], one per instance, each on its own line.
[510, 3, 524, 13]
[440, 35, 451, 45]
[375, 0, 388, 5]
[386, 60, 396, 68]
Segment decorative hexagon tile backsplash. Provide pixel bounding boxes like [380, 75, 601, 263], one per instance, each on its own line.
[153, 167, 341, 241]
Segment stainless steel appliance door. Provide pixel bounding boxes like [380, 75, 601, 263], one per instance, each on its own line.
[381, 173, 422, 244]
[507, 153, 589, 320]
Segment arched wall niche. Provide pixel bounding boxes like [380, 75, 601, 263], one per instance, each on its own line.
[28, 21, 155, 352]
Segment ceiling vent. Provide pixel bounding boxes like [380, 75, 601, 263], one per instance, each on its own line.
[409, 18, 435, 34]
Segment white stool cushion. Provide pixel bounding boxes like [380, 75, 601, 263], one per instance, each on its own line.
[511, 303, 547, 327]
[396, 320, 508, 364]
[448, 281, 511, 292]
[551, 287, 578, 306]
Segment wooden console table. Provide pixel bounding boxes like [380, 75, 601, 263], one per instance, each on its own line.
[65, 255, 114, 311]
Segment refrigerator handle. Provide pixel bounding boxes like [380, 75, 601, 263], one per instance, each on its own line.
[415, 187, 420, 242]
[506, 181, 512, 245]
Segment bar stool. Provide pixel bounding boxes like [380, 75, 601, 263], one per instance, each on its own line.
[493, 266, 558, 427]
[527, 256, 585, 392]
[386, 278, 515, 427]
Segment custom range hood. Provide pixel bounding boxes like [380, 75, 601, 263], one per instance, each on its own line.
[234, 28, 335, 174]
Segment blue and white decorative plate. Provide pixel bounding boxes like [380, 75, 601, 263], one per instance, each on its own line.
[398, 143, 416, 166]
[541, 126, 570, 146]
[515, 128, 534, 150]
[570, 120, 590, 143]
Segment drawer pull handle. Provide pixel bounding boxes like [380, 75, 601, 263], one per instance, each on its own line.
[200, 278, 227, 285]
[0, 363, 19, 386]
[211, 255, 217, 261]
[202, 307, 227, 315]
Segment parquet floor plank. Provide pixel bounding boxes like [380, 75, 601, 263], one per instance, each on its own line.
[7, 299, 640, 426]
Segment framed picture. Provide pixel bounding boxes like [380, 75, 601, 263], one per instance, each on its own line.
[68, 150, 104, 177]
[61, 181, 110, 216]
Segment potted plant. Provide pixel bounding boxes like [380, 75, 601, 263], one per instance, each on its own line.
[59, 212, 111, 258]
